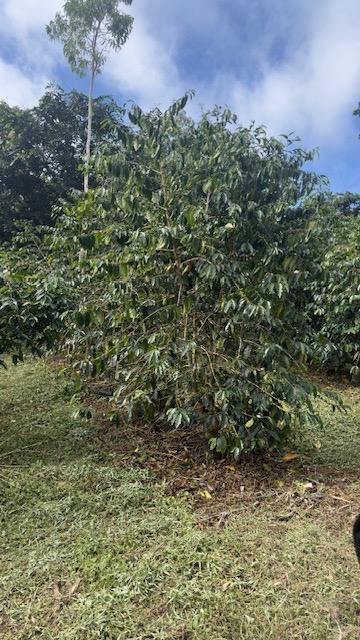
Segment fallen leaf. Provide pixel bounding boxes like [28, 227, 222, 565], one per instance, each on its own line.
[294, 480, 314, 494]
[200, 490, 212, 500]
[303, 481, 314, 491]
[281, 452, 299, 462]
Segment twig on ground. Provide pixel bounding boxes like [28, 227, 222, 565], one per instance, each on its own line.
[0, 442, 44, 459]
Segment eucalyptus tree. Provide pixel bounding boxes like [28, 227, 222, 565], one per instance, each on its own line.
[46, 0, 133, 192]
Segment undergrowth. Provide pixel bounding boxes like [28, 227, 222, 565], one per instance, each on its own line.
[0, 360, 359, 639]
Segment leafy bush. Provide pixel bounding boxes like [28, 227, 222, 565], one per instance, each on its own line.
[0, 224, 74, 366]
[46, 96, 335, 455]
[304, 196, 360, 378]
[4, 98, 352, 453]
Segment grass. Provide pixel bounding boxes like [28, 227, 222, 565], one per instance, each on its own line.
[1, 360, 360, 639]
[300, 384, 360, 470]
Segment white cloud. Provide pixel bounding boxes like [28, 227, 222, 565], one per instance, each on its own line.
[102, 0, 360, 147]
[230, 0, 360, 142]
[0, 0, 62, 34]
[0, 0, 62, 106]
[0, 0, 359, 153]
[104, 4, 184, 109]
[0, 59, 47, 107]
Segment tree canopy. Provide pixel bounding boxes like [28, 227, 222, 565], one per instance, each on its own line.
[46, 0, 133, 77]
[0, 85, 125, 239]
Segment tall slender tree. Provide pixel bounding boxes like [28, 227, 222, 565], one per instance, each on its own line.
[46, 0, 133, 192]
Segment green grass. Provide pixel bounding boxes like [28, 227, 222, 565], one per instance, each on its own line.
[300, 386, 360, 470]
[1, 361, 360, 639]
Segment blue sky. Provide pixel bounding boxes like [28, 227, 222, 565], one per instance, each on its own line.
[0, 0, 359, 193]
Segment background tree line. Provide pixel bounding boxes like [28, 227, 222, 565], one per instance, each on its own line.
[0, 85, 125, 239]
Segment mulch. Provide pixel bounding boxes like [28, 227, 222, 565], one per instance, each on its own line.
[82, 381, 360, 532]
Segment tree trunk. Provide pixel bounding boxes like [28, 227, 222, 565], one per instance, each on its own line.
[84, 67, 95, 193]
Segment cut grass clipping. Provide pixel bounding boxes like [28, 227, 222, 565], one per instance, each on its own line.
[0, 360, 360, 639]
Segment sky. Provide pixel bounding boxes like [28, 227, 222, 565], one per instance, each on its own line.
[0, 0, 359, 193]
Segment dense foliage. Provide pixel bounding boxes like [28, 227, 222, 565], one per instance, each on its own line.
[2, 95, 357, 454]
[0, 85, 125, 239]
[0, 225, 74, 367]
[35, 96, 337, 455]
[304, 195, 360, 377]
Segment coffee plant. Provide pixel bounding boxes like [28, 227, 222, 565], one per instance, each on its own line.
[0, 224, 74, 367]
[305, 196, 360, 378]
[46, 95, 338, 455]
